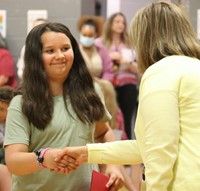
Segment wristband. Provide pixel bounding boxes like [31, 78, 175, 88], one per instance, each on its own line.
[34, 148, 51, 168]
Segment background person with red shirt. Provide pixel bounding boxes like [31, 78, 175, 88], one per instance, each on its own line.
[0, 33, 18, 88]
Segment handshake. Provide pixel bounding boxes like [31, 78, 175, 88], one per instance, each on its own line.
[40, 144, 124, 190]
[42, 145, 88, 174]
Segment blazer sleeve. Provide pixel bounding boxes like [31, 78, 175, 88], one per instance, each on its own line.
[87, 140, 142, 165]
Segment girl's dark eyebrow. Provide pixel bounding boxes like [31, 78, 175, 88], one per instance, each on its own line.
[43, 43, 71, 49]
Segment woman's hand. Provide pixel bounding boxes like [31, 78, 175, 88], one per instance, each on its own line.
[109, 51, 122, 64]
[54, 146, 88, 167]
[43, 148, 79, 174]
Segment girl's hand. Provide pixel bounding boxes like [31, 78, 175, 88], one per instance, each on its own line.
[102, 165, 124, 191]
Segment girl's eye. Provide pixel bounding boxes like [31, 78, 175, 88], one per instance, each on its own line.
[45, 49, 54, 54]
[62, 47, 69, 52]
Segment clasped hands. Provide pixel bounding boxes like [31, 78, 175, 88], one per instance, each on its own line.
[42, 146, 124, 190]
[42, 146, 87, 174]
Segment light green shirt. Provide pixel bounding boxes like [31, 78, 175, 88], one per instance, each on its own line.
[4, 83, 111, 191]
[88, 56, 200, 191]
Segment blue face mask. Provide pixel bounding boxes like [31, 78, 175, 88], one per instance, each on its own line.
[79, 35, 95, 47]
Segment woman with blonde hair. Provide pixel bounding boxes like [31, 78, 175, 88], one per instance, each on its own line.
[96, 12, 139, 140]
[57, 1, 200, 190]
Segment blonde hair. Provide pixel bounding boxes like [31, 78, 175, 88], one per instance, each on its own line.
[102, 12, 130, 48]
[129, 1, 200, 73]
[95, 79, 118, 129]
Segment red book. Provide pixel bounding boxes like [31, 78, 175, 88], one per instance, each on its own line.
[90, 170, 110, 191]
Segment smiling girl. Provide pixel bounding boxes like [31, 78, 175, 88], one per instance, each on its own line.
[4, 22, 123, 191]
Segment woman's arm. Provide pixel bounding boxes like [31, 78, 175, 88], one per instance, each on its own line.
[55, 140, 142, 165]
[96, 45, 114, 82]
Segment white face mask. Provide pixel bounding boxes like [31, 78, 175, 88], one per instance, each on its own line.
[79, 35, 95, 47]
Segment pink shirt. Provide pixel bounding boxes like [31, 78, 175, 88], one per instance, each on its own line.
[95, 38, 138, 87]
[0, 48, 18, 88]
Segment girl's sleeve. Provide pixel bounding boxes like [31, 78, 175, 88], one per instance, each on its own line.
[4, 96, 31, 147]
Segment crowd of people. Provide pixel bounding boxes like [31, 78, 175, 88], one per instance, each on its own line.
[1, 9, 141, 191]
[77, 15, 141, 191]
[53, 1, 200, 191]
[1, 1, 200, 191]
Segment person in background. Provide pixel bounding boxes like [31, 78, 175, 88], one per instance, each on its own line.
[56, 1, 200, 191]
[77, 16, 114, 82]
[95, 12, 142, 190]
[0, 86, 19, 191]
[4, 22, 123, 191]
[17, 18, 49, 80]
[0, 33, 18, 88]
[78, 15, 125, 137]
[96, 12, 139, 140]
[78, 16, 137, 191]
